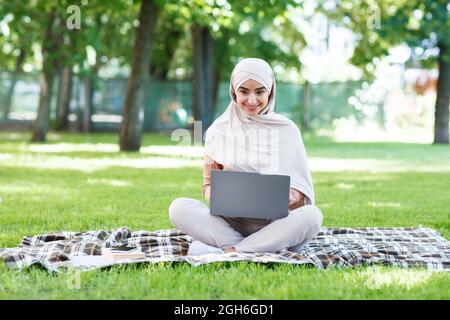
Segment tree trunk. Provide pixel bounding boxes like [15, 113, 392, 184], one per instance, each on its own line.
[210, 31, 231, 125]
[433, 44, 450, 144]
[82, 65, 100, 132]
[191, 23, 214, 139]
[31, 11, 57, 142]
[150, 29, 182, 80]
[120, 0, 160, 151]
[75, 76, 83, 132]
[55, 67, 72, 131]
[211, 68, 221, 118]
[32, 68, 54, 142]
[54, 68, 63, 120]
[3, 49, 25, 120]
[302, 80, 310, 132]
[83, 77, 91, 132]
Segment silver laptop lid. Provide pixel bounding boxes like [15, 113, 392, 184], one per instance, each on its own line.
[210, 170, 290, 220]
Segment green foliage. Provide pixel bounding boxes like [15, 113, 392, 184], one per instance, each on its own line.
[1, 0, 307, 78]
[0, 1, 32, 70]
[320, 0, 450, 73]
[0, 0, 141, 76]
[160, 0, 306, 80]
[150, 8, 186, 80]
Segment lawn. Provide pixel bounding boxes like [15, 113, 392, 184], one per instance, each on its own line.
[0, 131, 449, 299]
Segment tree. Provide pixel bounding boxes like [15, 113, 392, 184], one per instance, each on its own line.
[2, 0, 142, 138]
[30, 0, 81, 141]
[2, 0, 76, 141]
[322, 0, 450, 144]
[61, 0, 138, 132]
[31, 5, 61, 142]
[164, 0, 306, 135]
[2, 49, 25, 120]
[150, 9, 184, 80]
[76, 1, 138, 133]
[159, 0, 226, 135]
[119, 0, 161, 151]
[0, 0, 33, 120]
[191, 23, 214, 134]
[54, 67, 72, 131]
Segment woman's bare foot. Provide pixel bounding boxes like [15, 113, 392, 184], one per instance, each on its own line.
[223, 246, 236, 253]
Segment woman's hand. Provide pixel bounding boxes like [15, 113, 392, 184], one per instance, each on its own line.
[289, 188, 305, 210]
[204, 185, 211, 201]
[202, 155, 223, 201]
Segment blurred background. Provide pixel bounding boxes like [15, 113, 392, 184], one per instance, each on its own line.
[0, 0, 448, 148]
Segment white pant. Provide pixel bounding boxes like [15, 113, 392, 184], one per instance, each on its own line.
[169, 197, 323, 253]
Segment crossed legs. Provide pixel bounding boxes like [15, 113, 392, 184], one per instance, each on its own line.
[169, 197, 322, 253]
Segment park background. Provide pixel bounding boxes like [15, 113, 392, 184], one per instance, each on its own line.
[0, 0, 449, 299]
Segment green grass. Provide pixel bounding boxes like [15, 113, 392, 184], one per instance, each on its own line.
[0, 131, 449, 299]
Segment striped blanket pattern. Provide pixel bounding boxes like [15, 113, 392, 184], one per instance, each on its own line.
[1, 226, 449, 273]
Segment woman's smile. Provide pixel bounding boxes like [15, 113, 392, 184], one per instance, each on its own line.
[235, 79, 270, 116]
[245, 104, 260, 111]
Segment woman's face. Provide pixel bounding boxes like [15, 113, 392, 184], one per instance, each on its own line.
[235, 79, 270, 116]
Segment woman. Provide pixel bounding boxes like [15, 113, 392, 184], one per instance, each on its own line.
[169, 58, 322, 255]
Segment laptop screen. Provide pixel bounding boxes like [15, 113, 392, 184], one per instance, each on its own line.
[210, 170, 290, 220]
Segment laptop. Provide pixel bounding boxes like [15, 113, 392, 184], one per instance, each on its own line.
[210, 170, 290, 220]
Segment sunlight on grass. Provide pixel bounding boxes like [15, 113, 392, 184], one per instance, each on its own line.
[0, 154, 13, 160]
[25, 143, 118, 153]
[369, 202, 402, 208]
[24, 143, 204, 158]
[315, 174, 394, 183]
[2, 132, 450, 172]
[141, 145, 203, 158]
[0, 183, 63, 195]
[0, 153, 202, 171]
[333, 124, 433, 144]
[1, 151, 449, 172]
[355, 267, 434, 290]
[86, 178, 131, 187]
[17, 143, 203, 158]
[336, 183, 355, 190]
[310, 157, 450, 172]
[311, 157, 397, 172]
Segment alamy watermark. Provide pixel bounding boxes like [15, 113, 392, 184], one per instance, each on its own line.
[65, 266, 81, 290]
[171, 121, 281, 172]
[66, 5, 81, 30]
[66, 1, 89, 30]
[367, 3, 381, 30]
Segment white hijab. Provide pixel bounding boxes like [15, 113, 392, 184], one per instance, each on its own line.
[204, 58, 315, 205]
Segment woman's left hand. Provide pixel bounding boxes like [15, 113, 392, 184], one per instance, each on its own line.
[289, 188, 305, 210]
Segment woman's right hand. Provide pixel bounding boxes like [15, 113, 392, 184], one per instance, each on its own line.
[203, 155, 223, 201]
[203, 185, 211, 201]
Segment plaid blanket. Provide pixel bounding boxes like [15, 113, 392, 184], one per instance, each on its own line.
[0, 226, 449, 273]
